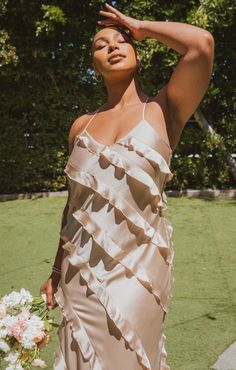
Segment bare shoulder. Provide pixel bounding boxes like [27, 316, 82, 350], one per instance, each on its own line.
[68, 113, 90, 155]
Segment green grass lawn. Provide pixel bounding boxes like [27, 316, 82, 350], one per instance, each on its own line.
[0, 196, 235, 370]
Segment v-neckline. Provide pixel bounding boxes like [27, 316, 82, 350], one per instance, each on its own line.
[82, 119, 172, 154]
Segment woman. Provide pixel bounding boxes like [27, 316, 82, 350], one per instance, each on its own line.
[40, 3, 214, 369]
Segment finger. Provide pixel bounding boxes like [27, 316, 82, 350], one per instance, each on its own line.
[99, 10, 117, 20]
[98, 20, 117, 26]
[46, 288, 54, 309]
[105, 3, 122, 17]
[40, 287, 46, 295]
[52, 295, 59, 309]
[48, 295, 58, 310]
[40, 292, 47, 303]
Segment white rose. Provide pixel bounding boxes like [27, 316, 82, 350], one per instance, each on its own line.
[1, 314, 18, 331]
[6, 363, 24, 370]
[19, 288, 33, 305]
[2, 292, 22, 307]
[0, 328, 8, 339]
[0, 304, 7, 319]
[4, 350, 19, 363]
[32, 358, 47, 368]
[2, 289, 33, 308]
[0, 339, 10, 352]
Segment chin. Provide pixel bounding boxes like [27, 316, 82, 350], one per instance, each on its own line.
[107, 62, 136, 73]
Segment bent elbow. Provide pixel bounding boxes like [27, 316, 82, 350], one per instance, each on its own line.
[188, 31, 214, 62]
[198, 31, 215, 55]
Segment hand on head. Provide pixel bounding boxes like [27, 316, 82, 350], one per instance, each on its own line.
[98, 3, 144, 41]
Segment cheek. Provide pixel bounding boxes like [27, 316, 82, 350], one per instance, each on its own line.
[124, 45, 137, 64]
[126, 53, 137, 67]
[93, 52, 106, 69]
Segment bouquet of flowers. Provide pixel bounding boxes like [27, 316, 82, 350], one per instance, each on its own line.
[0, 288, 57, 369]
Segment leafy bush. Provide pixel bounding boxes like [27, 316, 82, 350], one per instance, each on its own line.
[0, 0, 235, 193]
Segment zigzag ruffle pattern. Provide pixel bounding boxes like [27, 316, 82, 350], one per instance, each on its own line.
[76, 133, 166, 206]
[65, 163, 172, 252]
[116, 136, 173, 183]
[69, 208, 172, 313]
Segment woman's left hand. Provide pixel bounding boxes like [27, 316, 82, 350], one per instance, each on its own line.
[98, 3, 144, 41]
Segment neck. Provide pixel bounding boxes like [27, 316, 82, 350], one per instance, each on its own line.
[103, 74, 146, 109]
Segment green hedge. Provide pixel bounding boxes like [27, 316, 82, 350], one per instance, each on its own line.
[0, 0, 235, 193]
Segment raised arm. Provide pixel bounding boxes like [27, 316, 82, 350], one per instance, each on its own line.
[138, 20, 214, 147]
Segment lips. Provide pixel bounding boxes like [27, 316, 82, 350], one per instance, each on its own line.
[108, 53, 125, 63]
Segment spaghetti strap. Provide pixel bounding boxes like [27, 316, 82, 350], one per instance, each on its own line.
[73, 108, 102, 145]
[83, 107, 102, 133]
[142, 96, 149, 120]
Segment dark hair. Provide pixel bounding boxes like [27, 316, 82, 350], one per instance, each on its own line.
[114, 25, 136, 48]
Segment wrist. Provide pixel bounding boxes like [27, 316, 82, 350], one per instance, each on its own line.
[138, 20, 165, 40]
[51, 271, 61, 279]
[136, 20, 147, 40]
[52, 264, 61, 275]
[139, 20, 148, 35]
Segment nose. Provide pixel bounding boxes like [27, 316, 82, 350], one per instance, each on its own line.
[108, 41, 119, 53]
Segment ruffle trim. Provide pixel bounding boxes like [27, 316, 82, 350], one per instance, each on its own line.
[117, 136, 173, 183]
[65, 164, 172, 253]
[76, 133, 165, 205]
[54, 285, 103, 370]
[159, 332, 170, 370]
[157, 216, 174, 265]
[58, 253, 152, 370]
[69, 208, 173, 313]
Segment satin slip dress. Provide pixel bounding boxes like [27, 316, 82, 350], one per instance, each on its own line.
[53, 97, 174, 370]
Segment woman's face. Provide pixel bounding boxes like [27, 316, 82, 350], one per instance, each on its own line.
[92, 27, 138, 79]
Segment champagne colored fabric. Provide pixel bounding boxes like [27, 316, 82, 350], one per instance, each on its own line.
[53, 103, 174, 370]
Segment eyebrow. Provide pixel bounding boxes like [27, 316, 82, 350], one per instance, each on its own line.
[93, 32, 125, 44]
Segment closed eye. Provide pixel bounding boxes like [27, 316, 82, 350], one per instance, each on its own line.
[96, 44, 106, 50]
[95, 38, 126, 50]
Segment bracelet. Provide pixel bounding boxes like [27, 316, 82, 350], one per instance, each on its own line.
[52, 265, 61, 275]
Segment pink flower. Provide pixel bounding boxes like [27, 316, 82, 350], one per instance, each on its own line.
[9, 320, 28, 341]
[33, 331, 45, 343]
[32, 358, 46, 368]
[19, 308, 30, 321]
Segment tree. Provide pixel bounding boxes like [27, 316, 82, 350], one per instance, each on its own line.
[0, 0, 235, 193]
